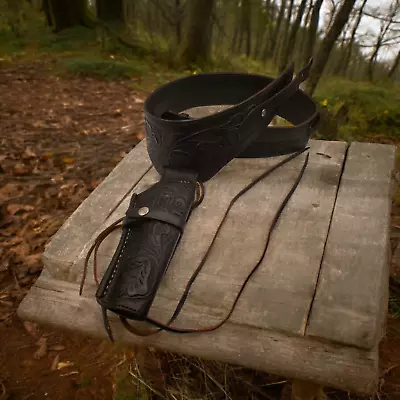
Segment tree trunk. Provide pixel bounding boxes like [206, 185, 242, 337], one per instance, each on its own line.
[279, 0, 308, 71]
[275, 0, 294, 64]
[230, 1, 240, 53]
[175, 0, 182, 45]
[231, 24, 239, 53]
[270, 0, 287, 60]
[261, 0, 275, 60]
[326, 0, 338, 31]
[179, 0, 214, 67]
[366, 2, 398, 82]
[42, 0, 53, 26]
[367, 38, 382, 81]
[295, 0, 312, 66]
[124, 0, 135, 23]
[303, 0, 323, 66]
[304, 0, 313, 28]
[96, 0, 123, 22]
[48, 0, 87, 32]
[341, 0, 367, 76]
[242, 0, 252, 57]
[305, 0, 357, 95]
[254, 0, 266, 59]
[388, 51, 400, 79]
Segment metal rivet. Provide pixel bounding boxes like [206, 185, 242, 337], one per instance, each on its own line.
[138, 206, 149, 216]
[261, 109, 266, 118]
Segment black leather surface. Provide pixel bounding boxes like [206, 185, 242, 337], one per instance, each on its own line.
[96, 168, 197, 320]
[94, 61, 320, 329]
[144, 61, 318, 182]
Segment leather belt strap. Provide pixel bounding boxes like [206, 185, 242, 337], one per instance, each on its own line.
[80, 60, 320, 342]
[144, 60, 318, 182]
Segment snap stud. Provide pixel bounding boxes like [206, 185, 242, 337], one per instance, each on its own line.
[138, 207, 149, 216]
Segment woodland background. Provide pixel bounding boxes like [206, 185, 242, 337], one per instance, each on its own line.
[0, 1, 400, 400]
[0, 0, 399, 141]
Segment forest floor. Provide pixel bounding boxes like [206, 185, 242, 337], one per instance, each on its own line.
[1, 60, 400, 400]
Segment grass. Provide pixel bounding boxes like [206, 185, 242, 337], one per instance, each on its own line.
[315, 77, 400, 142]
[1, 15, 398, 146]
[60, 58, 147, 80]
[111, 350, 288, 400]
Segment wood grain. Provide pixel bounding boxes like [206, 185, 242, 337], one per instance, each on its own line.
[18, 131, 396, 394]
[78, 140, 347, 338]
[18, 273, 379, 395]
[42, 140, 153, 282]
[306, 142, 396, 349]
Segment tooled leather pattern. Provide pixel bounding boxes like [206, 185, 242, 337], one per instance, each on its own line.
[145, 104, 259, 176]
[116, 179, 194, 302]
[118, 222, 176, 301]
[151, 180, 191, 219]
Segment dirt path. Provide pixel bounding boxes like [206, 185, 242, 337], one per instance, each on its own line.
[1, 61, 400, 400]
[0, 60, 146, 400]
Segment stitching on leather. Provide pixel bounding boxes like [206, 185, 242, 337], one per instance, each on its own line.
[102, 230, 131, 296]
[167, 179, 192, 184]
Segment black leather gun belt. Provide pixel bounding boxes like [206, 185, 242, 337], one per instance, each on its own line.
[79, 60, 320, 341]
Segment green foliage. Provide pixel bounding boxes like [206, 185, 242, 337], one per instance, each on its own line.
[389, 294, 400, 319]
[211, 53, 277, 76]
[0, 28, 25, 57]
[38, 26, 99, 53]
[76, 374, 93, 388]
[0, 3, 398, 144]
[60, 57, 146, 80]
[315, 78, 400, 141]
[113, 370, 149, 400]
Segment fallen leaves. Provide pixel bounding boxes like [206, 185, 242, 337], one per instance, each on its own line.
[0, 299, 13, 308]
[0, 380, 7, 400]
[33, 336, 48, 359]
[13, 163, 29, 176]
[22, 253, 42, 275]
[0, 311, 13, 322]
[0, 183, 21, 201]
[3, 237, 23, 247]
[0, 61, 146, 399]
[23, 321, 38, 337]
[61, 157, 73, 164]
[6, 204, 34, 215]
[22, 147, 37, 159]
[50, 345, 66, 352]
[57, 361, 74, 370]
[60, 371, 79, 377]
[9, 242, 31, 259]
[136, 131, 145, 141]
[51, 354, 60, 371]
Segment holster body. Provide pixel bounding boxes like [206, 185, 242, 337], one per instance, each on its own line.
[96, 168, 197, 320]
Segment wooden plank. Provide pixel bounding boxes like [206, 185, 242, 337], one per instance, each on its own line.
[306, 142, 396, 349]
[75, 140, 347, 338]
[42, 140, 152, 282]
[17, 273, 379, 396]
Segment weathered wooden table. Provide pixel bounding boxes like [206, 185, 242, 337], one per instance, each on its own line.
[18, 107, 396, 398]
